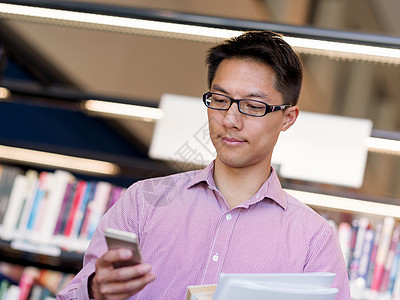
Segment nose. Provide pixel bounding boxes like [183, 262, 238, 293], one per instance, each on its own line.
[222, 102, 242, 129]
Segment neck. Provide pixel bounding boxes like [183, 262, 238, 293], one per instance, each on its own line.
[213, 159, 271, 209]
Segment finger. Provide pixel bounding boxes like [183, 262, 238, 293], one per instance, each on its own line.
[95, 262, 153, 285]
[97, 248, 133, 268]
[97, 272, 156, 299]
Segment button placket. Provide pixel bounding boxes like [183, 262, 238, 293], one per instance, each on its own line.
[201, 211, 239, 284]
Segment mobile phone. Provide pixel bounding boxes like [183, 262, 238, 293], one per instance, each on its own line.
[104, 228, 143, 268]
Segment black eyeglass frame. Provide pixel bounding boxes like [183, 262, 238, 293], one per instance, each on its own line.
[202, 92, 292, 117]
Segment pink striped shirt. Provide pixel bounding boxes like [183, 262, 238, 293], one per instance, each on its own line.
[58, 162, 350, 299]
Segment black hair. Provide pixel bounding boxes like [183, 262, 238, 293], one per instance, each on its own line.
[206, 31, 303, 105]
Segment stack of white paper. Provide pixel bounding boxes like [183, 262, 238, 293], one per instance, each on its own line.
[212, 272, 338, 300]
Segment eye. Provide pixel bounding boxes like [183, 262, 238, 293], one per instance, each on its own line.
[211, 94, 229, 104]
[244, 101, 265, 111]
[209, 94, 230, 109]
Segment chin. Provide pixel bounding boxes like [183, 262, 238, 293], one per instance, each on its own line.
[217, 155, 246, 168]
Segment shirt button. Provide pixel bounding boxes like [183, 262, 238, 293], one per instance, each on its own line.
[225, 214, 232, 221]
[212, 254, 219, 262]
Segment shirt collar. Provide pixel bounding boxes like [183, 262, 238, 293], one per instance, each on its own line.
[188, 161, 288, 211]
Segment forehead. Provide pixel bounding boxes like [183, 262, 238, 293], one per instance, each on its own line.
[212, 58, 280, 101]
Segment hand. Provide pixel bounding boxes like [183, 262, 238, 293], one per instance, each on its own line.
[89, 248, 156, 300]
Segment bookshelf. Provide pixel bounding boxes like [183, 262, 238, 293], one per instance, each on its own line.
[0, 240, 82, 274]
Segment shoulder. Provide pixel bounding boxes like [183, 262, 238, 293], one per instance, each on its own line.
[284, 190, 335, 233]
[120, 169, 204, 207]
[134, 168, 204, 191]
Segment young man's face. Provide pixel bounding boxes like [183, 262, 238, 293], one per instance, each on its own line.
[207, 58, 298, 170]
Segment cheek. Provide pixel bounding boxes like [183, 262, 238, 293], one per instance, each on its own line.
[252, 120, 282, 145]
[207, 111, 222, 132]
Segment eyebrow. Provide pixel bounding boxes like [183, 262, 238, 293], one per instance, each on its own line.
[211, 84, 270, 100]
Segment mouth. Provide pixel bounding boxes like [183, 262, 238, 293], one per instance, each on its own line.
[221, 136, 245, 145]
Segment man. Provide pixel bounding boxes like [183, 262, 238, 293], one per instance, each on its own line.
[58, 31, 350, 299]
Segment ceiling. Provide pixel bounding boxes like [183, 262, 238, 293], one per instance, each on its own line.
[0, 0, 399, 201]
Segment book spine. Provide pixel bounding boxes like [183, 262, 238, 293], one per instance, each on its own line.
[32, 173, 55, 240]
[350, 217, 369, 282]
[26, 172, 50, 232]
[69, 182, 93, 239]
[18, 267, 39, 300]
[348, 218, 359, 273]
[358, 228, 374, 281]
[80, 181, 112, 240]
[53, 183, 73, 236]
[0, 279, 10, 299]
[54, 183, 77, 236]
[0, 166, 22, 224]
[15, 177, 40, 240]
[370, 217, 395, 291]
[77, 182, 97, 239]
[38, 170, 74, 242]
[0, 175, 28, 240]
[380, 224, 400, 292]
[387, 240, 400, 295]
[366, 221, 383, 288]
[338, 222, 352, 270]
[4, 284, 20, 300]
[63, 181, 87, 237]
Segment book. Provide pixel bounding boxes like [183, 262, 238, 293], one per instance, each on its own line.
[79, 181, 112, 240]
[37, 269, 63, 295]
[370, 217, 395, 291]
[4, 284, 20, 300]
[18, 267, 40, 300]
[31, 172, 55, 242]
[187, 273, 338, 300]
[28, 285, 44, 300]
[69, 182, 94, 239]
[366, 220, 383, 288]
[350, 217, 369, 281]
[37, 170, 75, 243]
[14, 171, 39, 240]
[186, 284, 217, 300]
[26, 172, 51, 233]
[357, 228, 374, 281]
[63, 180, 87, 237]
[54, 182, 77, 236]
[0, 165, 23, 224]
[337, 222, 352, 269]
[380, 224, 400, 292]
[0, 279, 10, 299]
[390, 242, 400, 297]
[0, 174, 28, 240]
[74, 182, 97, 239]
[53, 182, 74, 236]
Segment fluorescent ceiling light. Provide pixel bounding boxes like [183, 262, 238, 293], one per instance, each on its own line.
[0, 3, 399, 64]
[286, 189, 400, 219]
[365, 137, 400, 155]
[285, 36, 400, 64]
[0, 145, 120, 175]
[0, 87, 11, 100]
[82, 99, 164, 122]
[0, 3, 240, 40]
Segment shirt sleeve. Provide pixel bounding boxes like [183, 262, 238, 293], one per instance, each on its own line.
[56, 185, 140, 300]
[304, 223, 351, 300]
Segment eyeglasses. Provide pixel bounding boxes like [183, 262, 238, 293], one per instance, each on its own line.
[203, 92, 291, 117]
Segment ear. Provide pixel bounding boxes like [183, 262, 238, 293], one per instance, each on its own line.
[281, 106, 299, 131]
